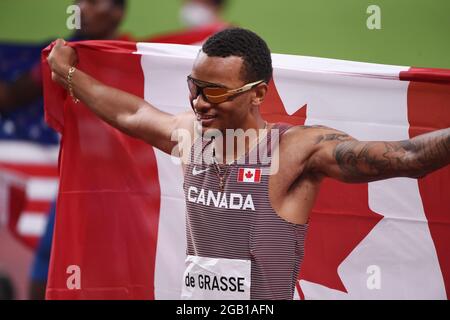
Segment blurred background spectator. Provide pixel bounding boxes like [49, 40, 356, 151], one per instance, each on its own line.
[0, 0, 130, 145]
[148, 0, 230, 44]
[180, 0, 226, 28]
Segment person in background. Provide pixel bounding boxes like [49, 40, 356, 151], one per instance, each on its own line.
[0, 0, 228, 140]
[148, 0, 230, 45]
[180, 0, 226, 28]
[0, 0, 228, 300]
[0, 0, 129, 118]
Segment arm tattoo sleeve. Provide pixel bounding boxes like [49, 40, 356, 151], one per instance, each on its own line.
[332, 128, 450, 182]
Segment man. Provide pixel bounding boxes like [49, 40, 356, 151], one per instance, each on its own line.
[46, 28, 450, 299]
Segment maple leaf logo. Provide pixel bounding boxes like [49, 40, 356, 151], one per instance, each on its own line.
[245, 171, 253, 179]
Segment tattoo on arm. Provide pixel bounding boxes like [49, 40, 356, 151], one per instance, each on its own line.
[333, 140, 408, 182]
[309, 128, 450, 182]
[315, 133, 351, 144]
[331, 128, 450, 182]
[400, 129, 450, 173]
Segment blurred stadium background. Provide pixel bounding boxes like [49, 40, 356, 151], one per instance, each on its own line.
[1, 0, 450, 68]
[0, 0, 449, 300]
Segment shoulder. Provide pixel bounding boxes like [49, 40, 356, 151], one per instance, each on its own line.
[275, 124, 354, 165]
[279, 124, 334, 148]
[280, 124, 352, 144]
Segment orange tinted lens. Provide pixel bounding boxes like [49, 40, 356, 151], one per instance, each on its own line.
[203, 87, 229, 103]
[187, 78, 198, 97]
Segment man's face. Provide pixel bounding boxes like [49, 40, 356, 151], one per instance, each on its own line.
[190, 51, 258, 133]
[76, 0, 123, 40]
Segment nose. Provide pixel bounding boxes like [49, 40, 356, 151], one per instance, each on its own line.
[192, 94, 213, 115]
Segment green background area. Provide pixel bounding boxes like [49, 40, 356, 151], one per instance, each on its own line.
[0, 0, 449, 68]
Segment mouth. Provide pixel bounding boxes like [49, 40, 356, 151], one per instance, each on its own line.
[197, 114, 216, 120]
[196, 114, 217, 126]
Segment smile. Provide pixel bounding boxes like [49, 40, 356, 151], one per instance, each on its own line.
[197, 114, 217, 120]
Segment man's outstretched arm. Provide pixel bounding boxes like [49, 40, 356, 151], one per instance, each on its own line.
[304, 126, 450, 183]
[47, 39, 194, 155]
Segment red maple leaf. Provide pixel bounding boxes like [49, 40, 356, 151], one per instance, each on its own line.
[260, 79, 383, 297]
[245, 171, 253, 179]
[406, 72, 450, 297]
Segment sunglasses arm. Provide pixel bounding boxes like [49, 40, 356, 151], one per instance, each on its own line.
[208, 80, 264, 98]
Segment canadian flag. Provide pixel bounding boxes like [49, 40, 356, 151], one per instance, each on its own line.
[41, 41, 450, 300]
[237, 168, 261, 183]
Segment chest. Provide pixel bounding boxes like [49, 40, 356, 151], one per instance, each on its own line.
[184, 163, 270, 213]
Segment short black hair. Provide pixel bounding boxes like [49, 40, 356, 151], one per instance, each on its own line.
[112, 0, 126, 9]
[202, 28, 273, 84]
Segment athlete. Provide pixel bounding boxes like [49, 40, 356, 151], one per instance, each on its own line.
[46, 28, 450, 299]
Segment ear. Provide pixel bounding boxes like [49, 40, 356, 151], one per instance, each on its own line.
[251, 83, 268, 106]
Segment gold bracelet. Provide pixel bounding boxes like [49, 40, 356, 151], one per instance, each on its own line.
[67, 66, 79, 104]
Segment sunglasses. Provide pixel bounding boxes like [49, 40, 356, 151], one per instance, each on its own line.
[187, 75, 264, 105]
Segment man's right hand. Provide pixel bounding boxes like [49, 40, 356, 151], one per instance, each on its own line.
[47, 39, 78, 88]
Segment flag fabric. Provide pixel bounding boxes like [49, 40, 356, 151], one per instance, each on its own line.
[42, 40, 450, 300]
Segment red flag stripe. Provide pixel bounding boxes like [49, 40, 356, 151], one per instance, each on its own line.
[238, 168, 244, 182]
[25, 200, 53, 213]
[254, 169, 261, 182]
[0, 163, 58, 177]
[399, 67, 450, 84]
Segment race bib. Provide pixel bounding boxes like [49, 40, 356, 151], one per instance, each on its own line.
[181, 255, 251, 300]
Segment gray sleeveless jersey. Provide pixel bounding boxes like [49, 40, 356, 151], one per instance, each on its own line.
[183, 123, 308, 300]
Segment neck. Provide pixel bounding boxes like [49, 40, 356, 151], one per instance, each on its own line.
[213, 115, 268, 165]
[101, 31, 119, 40]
